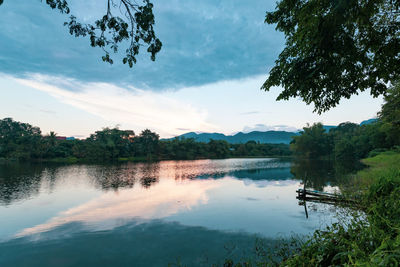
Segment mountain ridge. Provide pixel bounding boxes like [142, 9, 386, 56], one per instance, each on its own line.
[164, 130, 299, 144]
[164, 118, 377, 144]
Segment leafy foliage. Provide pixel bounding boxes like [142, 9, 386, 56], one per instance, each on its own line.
[0, 118, 42, 161]
[0, 0, 162, 67]
[263, 0, 400, 113]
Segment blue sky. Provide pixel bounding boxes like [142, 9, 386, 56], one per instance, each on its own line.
[0, 0, 383, 137]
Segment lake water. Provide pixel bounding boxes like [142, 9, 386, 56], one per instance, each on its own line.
[0, 158, 342, 266]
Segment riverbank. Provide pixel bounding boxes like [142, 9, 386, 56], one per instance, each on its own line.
[221, 151, 400, 266]
[280, 151, 400, 266]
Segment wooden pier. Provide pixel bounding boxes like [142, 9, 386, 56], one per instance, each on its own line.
[296, 188, 352, 219]
[296, 188, 353, 205]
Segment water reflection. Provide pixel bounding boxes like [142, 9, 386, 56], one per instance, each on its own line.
[290, 158, 364, 191]
[0, 164, 46, 205]
[0, 158, 358, 207]
[17, 178, 217, 237]
[1, 220, 278, 267]
[0, 158, 348, 266]
[290, 159, 336, 191]
[0, 159, 292, 205]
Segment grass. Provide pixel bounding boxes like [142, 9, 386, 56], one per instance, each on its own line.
[341, 151, 400, 199]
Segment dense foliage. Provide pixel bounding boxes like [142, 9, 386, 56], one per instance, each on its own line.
[264, 0, 400, 113]
[0, 119, 291, 163]
[290, 120, 396, 163]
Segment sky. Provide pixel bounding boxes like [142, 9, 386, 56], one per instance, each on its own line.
[0, 0, 384, 138]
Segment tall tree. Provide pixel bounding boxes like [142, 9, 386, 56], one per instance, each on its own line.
[137, 129, 159, 159]
[378, 82, 400, 145]
[0, 118, 42, 159]
[263, 0, 400, 113]
[379, 82, 400, 125]
[290, 123, 332, 158]
[0, 0, 162, 67]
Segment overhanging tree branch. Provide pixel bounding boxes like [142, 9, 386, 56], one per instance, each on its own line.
[0, 0, 162, 68]
[263, 0, 400, 113]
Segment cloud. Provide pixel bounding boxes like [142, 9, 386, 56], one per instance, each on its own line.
[0, 0, 283, 89]
[239, 111, 260, 115]
[12, 73, 217, 137]
[16, 178, 218, 237]
[242, 124, 299, 133]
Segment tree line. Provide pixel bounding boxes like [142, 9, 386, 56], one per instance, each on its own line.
[0, 121, 291, 163]
[290, 83, 400, 163]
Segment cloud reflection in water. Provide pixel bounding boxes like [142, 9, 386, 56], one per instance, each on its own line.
[17, 178, 218, 237]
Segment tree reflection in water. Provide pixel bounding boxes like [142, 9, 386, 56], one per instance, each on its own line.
[0, 158, 361, 207]
[290, 158, 364, 192]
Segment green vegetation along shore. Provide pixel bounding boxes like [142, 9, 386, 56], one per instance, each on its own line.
[280, 151, 400, 266]
[0, 118, 291, 164]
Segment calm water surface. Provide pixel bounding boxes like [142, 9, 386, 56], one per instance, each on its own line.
[0, 158, 341, 266]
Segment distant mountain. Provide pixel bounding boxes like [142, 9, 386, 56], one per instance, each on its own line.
[167, 119, 379, 144]
[166, 131, 299, 144]
[360, 118, 378, 125]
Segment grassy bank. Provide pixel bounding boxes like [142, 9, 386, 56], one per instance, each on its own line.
[279, 151, 400, 266]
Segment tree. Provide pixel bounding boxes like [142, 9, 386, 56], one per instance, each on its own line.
[290, 123, 332, 158]
[0, 0, 162, 67]
[263, 0, 400, 113]
[207, 139, 230, 158]
[136, 129, 159, 159]
[378, 82, 400, 145]
[379, 82, 400, 125]
[88, 127, 134, 159]
[0, 118, 42, 160]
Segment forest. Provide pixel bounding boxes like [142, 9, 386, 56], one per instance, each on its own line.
[0, 120, 291, 163]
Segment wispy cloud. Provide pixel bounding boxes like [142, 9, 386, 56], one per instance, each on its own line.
[239, 111, 260, 115]
[13, 74, 217, 137]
